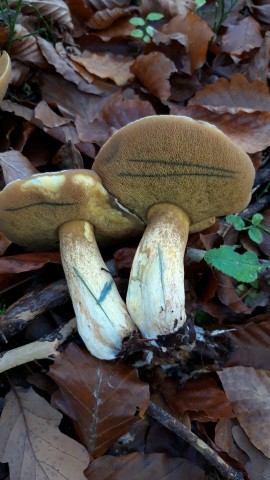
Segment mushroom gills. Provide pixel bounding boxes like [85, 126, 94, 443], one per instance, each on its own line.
[127, 203, 190, 338]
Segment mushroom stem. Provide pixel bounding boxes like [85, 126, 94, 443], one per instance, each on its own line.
[0, 51, 11, 102]
[127, 203, 190, 339]
[59, 220, 136, 360]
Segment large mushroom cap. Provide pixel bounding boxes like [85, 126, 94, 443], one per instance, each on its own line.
[0, 51, 11, 102]
[92, 115, 255, 232]
[0, 169, 143, 250]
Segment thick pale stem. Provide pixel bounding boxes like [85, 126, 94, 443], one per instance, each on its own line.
[127, 203, 190, 339]
[59, 220, 136, 360]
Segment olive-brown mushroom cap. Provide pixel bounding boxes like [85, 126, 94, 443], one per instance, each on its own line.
[0, 169, 143, 250]
[0, 51, 11, 102]
[92, 116, 255, 232]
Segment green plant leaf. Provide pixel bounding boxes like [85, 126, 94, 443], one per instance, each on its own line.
[130, 29, 144, 38]
[248, 227, 263, 244]
[143, 35, 151, 43]
[226, 215, 246, 231]
[146, 25, 155, 36]
[195, 0, 207, 7]
[204, 245, 260, 283]
[129, 17, 145, 26]
[251, 213, 264, 225]
[146, 12, 164, 21]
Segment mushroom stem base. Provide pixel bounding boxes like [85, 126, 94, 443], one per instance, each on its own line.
[59, 220, 136, 360]
[127, 203, 190, 339]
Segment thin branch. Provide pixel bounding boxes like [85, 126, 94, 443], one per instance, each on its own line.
[147, 402, 244, 480]
[0, 318, 77, 373]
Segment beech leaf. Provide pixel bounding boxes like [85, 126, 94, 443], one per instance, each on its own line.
[0, 386, 89, 479]
[204, 245, 260, 283]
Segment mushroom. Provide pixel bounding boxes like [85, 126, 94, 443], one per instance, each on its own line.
[0, 169, 144, 359]
[0, 51, 11, 102]
[92, 115, 255, 339]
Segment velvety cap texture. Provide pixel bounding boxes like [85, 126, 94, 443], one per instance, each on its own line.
[93, 116, 255, 231]
[0, 169, 143, 250]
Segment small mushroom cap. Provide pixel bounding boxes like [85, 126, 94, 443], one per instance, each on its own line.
[0, 169, 143, 250]
[0, 51, 11, 102]
[92, 116, 255, 232]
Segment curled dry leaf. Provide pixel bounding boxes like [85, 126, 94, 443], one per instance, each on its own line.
[233, 425, 270, 480]
[49, 343, 150, 457]
[9, 0, 73, 31]
[226, 320, 270, 370]
[86, 452, 206, 480]
[221, 16, 263, 56]
[162, 13, 213, 73]
[140, 0, 196, 17]
[101, 92, 156, 131]
[0, 150, 37, 184]
[188, 73, 270, 114]
[11, 24, 47, 68]
[87, 6, 136, 29]
[69, 52, 134, 86]
[215, 271, 251, 314]
[37, 37, 103, 95]
[34, 100, 70, 128]
[218, 366, 270, 459]
[248, 0, 270, 24]
[247, 33, 270, 82]
[169, 104, 270, 153]
[88, 0, 131, 9]
[130, 52, 177, 102]
[0, 386, 89, 480]
[161, 375, 234, 422]
[0, 252, 61, 274]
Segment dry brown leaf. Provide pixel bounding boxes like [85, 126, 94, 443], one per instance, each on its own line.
[49, 343, 150, 457]
[69, 52, 134, 86]
[34, 100, 70, 128]
[221, 16, 263, 56]
[37, 38, 103, 95]
[40, 72, 111, 123]
[0, 150, 37, 184]
[248, 33, 270, 82]
[0, 233, 11, 256]
[248, 0, 270, 24]
[11, 24, 47, 68]
[88, 0, 131, 9]
[188, 74, 270, 113]
[101, 91, 156, 130]
[0, 252, 62, 274]
[226, 320, 270, 369]
[161, 375, 234, 422]
[215, 418, 249, 465]
[140, 0, 196, 17]
[0, 386, 89, 479]
[87, 6, 135, 29]
[65, 0, 94, 21]
[162, 13, 213, 72]
[215, 272, 251, 314]
[169, 104, 270, 153]
[10, 0, 73, 30]
[233, 425, 270, 480]
[86, 452, 206, 479]
[218, 366, 270, 459]
[130, 52, 176, 102]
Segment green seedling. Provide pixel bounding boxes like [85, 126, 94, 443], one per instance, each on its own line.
[226, 213, 270, 245]
[195, 0, 238, 34]
[0, 0, 53, 52]
[129, 12, 164, 44]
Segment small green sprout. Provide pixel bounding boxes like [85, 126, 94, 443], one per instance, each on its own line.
[129, 12, 164, 44]
[226, 213, 270, 245]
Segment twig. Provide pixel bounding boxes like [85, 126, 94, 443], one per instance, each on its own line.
[147, 402, 244, 480]
[0, 318, 77, 373]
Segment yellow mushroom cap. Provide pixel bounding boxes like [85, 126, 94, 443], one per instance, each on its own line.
[92, 116, 255, 232]
[0, 51, 11, 102]
[0, 169, 143, 250]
